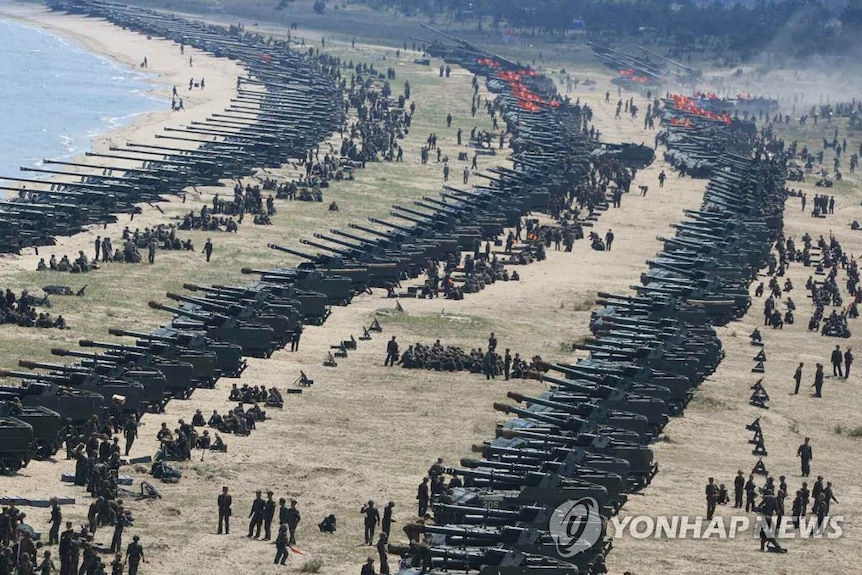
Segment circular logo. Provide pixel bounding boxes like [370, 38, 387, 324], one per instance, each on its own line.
[548, 497, 603, 558]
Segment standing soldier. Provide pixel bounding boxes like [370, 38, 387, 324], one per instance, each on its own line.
[377, 532, 390, 575]
[263, 491, 276, 541]
[382, 502, 395, 536]
[793, 362, 803, 394]
[417, 478, 430, 517]
[274, 525, 289, 565]
[504, 349, 512, 381]
[744, 474, 757, 512]
[110, 553, 123, 575]
[360, 501, 380, 546]
[605, 229, 615, 251]
[217, 486, 232, 535]
[290, 325, 302, 352]
[95, 236, 102, 261]
[823, 481, 838, 515]
[385, 336, 399, 366]
[286, 499, 301, 545]
[811, 363, 824, 397]
[791, 490, 803, 528]
[278, 498, 288, 529]
[123, 415, 138, 456]
[844, 347, 853, 378]
[831, 345, 843, 377]
[124, 536, 145, 575]
[48, 497, 61, 545]
[705, 477, 718, 520]
[248, 490, 265, 538]
[733, 470, 745, 508]
[147, 240, 156, 265]
[202, 238, 213, 262]
[797, 437, 813, 477]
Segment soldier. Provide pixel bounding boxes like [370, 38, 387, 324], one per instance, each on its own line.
[811, 363, 824, 397]
[290, 325, 302, 352]
[823, 481, 838, 515]
[844, 347, 853, 378]
[263, 491, 276, 541]
[797, 437, 813, 477]
[446, 113, 452, 127]
[147, 240, 156, 264]
[733, 470, 745, 508]
[831, 345, 843, 377]
[360, 501, 380, 546]
[274, 525, 289, 565]
[504, 349, 512, 380]
[443, 163, 450, 182]
[124, 536, 145, 575]
[456, 128, 462, 146]
[385, 336, 399, 366]
[95, 236, 102, 261]
[382, 502, 395, 536]
[110, 506, 127, 553]
[745, 474, 757, 512]
[416, 478, 430, 517]
[248, 490, 265, 538]
[793, 362, 803, 394]
[202, 238, 213, 262]
[35, 549, 54, 575]
[376, 532, 390, 575]
[285, 499, 300, 545]
[360, 557, 375, 575]
[123, 415, 137, 456]
[605, 229, 614, 251]
[58, 521, 73, 575]
[110, 553, 123, 575]
[462, 166, 470, 185]
[217, 486, 231, 535]
[705, 477, 718, 520]
[48, 497, 61, 545]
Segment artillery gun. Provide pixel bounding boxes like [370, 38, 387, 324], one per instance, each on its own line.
[148, 300, 276, 358]
[107, 327, 240, 380]
[0, 402, 62, 461]
[0, 417, 33, 473]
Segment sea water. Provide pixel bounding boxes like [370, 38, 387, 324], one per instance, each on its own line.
[0, 18, 166, 192]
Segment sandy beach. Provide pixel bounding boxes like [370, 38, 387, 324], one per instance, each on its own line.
[0, 2, 246, 272]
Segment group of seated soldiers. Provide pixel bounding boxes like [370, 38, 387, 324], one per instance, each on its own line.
[274, 175, 327, 202]
[227, 383, 284, 407]
[398, 340, 540, 379]
[0, 288, 65, 329]
[205, 402, 266, 438]
[37, 251, 94, 273]
[179, 208, 239, 233]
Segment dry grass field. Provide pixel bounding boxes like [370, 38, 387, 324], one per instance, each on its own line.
[0, 4, 861, 575]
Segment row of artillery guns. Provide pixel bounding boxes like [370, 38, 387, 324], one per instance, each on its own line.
[0, 0, 345, 254]
[246, 40, 605, 295]
[387, 85, 786, 575]
[0, 0, 350, 471]
[660, 98, 760, 178]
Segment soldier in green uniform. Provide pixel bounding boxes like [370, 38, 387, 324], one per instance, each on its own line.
[124, 536, 145, 575]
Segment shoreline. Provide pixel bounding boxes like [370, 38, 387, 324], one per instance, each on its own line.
[0, 2, 247, 269]
[0, 14, 167, 182]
